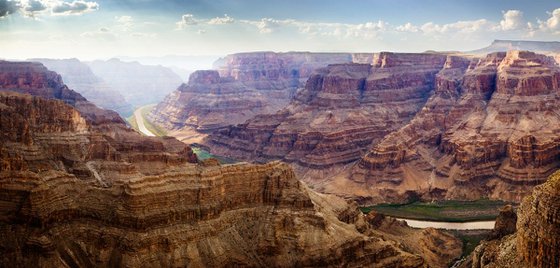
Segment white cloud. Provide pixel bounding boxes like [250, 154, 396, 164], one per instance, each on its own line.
[500, 10, 524, 30]
[116, 15, 133, 31]
[539, 8, 560, 34]
[419, 19, 491, 34]
[208, 14, 234, 25]
[396, 22, 419, 33]
[176, 13, 198, 29]
[51, 0, 98, 15]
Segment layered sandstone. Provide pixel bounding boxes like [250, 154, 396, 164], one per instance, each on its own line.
[149, 52, 355, 142]
[0, 61, 461, 267]
[31, 58, 133, 117]
[206, 53, 447, 174]
[461, 170, 560, 268]
[0, 60, 124, 126]
[341, 51, 560, 203]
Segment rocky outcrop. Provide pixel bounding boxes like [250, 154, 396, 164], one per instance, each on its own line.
[342, 51, 560, 203]
[206, 53, 447, 173]
[87, 58, 183, 107]
[30, 58, 134, 116]
[488, 205, 517, 240]
[0, 60, 124, 126]
[149, 52, 355, 142]
[0, 61, 460, 267]
[462, 170, 560, 268]
[516, 170, 560, 267]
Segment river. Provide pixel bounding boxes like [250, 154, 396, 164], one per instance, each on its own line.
[396, 218, 495, 230]
[134, 106, 155, 136]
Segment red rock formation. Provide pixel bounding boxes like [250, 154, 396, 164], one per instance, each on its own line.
[205, 53, 448, 180]
[0, 60, 124, 126]
[463, 170, 560, 268]
[149, 52, 355, 141]
[343, 51, 560, 203]
[0, 60, 460, 267]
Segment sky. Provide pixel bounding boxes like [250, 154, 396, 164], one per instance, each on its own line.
[1, 0, 559, 60]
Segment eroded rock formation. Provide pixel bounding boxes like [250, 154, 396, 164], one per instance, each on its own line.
[0, 61, 461, 267]
[206, 53, 447, 174]
[198, 50, 560, 204]
[460, 170, 560, 268]
[149, 52, 356, 142]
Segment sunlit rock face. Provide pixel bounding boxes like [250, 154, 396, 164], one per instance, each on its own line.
[202, 51, 560, 204]
[0, 60, 461, 267]
[149, 52, 356, 134]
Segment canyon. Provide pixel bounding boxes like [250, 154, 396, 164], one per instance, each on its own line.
[178, 50, 560, 204]
[149, 52, 367, 142]
[0, 60, 463, 267]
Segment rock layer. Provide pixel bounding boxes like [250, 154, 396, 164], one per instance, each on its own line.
[206, 53, 447, 171]
[197, 51, 560, 204]
[0, 61, 461, 267]
[461, 170, 560, 268]
[149, 52, 356, 141]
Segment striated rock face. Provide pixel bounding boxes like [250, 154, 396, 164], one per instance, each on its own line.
[206, 53, 447, 174]
[87, 58, 184, 107]
[464, 170, 560, 268]
[149, 52, 355, 141]
[0, 61, 460, 267]
[516, 170, 560, 267]
[342, 51, 560, 203]
[489, 205, 517, 240]
[0, 61, 124, 126]
[30, 58, 134, 117]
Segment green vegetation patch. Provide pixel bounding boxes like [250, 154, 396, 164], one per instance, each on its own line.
[361, 199, 512, 222]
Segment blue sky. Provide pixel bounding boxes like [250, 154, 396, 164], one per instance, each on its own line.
[1, 0, 559, 60]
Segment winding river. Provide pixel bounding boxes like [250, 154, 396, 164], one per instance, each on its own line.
[396, 218, 495, 230]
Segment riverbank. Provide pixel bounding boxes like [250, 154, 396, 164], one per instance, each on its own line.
[127, 104, 168, 136]
[191, 145, 238, 164]
[361, 199, 513, 222]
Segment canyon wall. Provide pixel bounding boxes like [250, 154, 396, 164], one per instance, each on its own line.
[31, 58, 134, 117]
[201, 51, 560, 204]
[0, 60, 461, 267]
[460, 170, 560, 268]
[148, 52, 357, 142]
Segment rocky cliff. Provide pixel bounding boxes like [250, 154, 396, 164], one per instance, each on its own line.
[87, 58, 184, 107]
[31, 58, 134, 117]
[202, 51, 560, 204]
[207, 53, 446, 168]
[148, 52, 355, 142]
[0, 60, 461, 267]
[347, 51, 560, 203]
[460, 170, 560, 268]
[0, 60, 124, 126]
